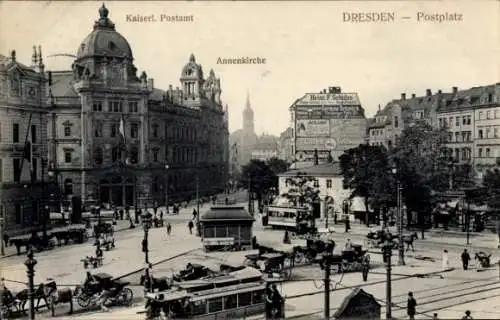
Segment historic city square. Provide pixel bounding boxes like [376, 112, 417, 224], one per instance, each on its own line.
[0, 1, 499, 320]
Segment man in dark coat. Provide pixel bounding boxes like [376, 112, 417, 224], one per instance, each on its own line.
[461, 248, 471, 270]
[407, 291, 417, 320]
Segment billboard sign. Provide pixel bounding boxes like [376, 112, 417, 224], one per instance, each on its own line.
[296, 119, 330, 137]
[295, 93, 361, 106]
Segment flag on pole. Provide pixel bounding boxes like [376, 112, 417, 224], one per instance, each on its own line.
[118, 114, 127, 161]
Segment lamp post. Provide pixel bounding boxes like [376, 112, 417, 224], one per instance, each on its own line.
[142, 212, 152, 264]
[164, 164, 169, 214]
[383, 239, 392, 320]
[392, 166, 405, 266]
[196, 175, 200, 237]
[24, 249, 37, 320]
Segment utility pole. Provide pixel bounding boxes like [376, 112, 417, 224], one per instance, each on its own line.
[384, 241, 392, 320]
[397, 183, 405, 266]
[196, 176, 200, 237]
[324, 255, 331, 320]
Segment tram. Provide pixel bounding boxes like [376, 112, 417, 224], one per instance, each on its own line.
[144, 266, 269, 319]
[263, 205, 316, 233]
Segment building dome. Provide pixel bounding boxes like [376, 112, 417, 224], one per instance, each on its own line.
[76, 4, 133, 61]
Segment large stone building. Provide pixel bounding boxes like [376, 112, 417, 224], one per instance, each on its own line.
[46, 5, 229, 208]
[290, 86, 367, 168]
[277, 127, 294, 162]
[250, 134, 278, 161]
[0, 49, 48, 231]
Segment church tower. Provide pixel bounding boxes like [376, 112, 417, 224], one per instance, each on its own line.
[241, 91, 257, 164]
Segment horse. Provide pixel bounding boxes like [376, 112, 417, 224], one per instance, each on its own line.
[15, 282, 51, 313]
[402, 232, 419, 252]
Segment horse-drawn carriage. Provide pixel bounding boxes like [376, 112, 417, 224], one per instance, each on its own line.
[293, 238, 336, 264]
[172, 263, 213, 282]
[244, 252, 292, 280]
[365, 229, 418, 252]
[73, 272, 133, 309]
[475, 251, 492, 268]
[152, 216, 164, 228]
[9, 231, 55, 255]
[81, 255, 104, 269]
[50, 224, 88, 246]
[325, 244, 370, 273]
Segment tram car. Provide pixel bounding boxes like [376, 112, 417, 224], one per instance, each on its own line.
[144, 266, 268, 319]
[263, 205, 316, 234]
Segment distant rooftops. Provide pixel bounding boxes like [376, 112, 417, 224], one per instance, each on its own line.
[279, 162, 342, 178]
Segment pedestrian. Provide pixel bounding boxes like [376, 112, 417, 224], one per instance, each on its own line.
[442, 249, 449, 270]
[407, 291, 417, 320]
[119, 209, 124, 220]
[113, 208, 118, 220]
[361, 256, 369, 282]
[461, 248, 471, 270]
[433, 313, 439, 320]
[192, 209, 197, 220]
[188, 220, 194, 234]
[462, 310, 473, 320]
[166, 222, 172, 235]
[345, 239, 353, 250]
[345, 217, 350, 233]
[160, 210, 164, 221]
[3, 234, 9, 248]
[283, 230, 290, 244]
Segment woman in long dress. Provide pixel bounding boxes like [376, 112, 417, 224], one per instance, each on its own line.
[442, 249, 449, 270]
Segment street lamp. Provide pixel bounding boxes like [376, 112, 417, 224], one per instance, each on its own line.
[164, 164, 169, 214]
[24, 249, 37, 320]
[141, 212, 152, 264]
[391, 165, 405, 266]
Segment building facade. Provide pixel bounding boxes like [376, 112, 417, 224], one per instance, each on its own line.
[47, 5, 228, 208]
[290, 86, 367, 167]
[0, 48, 48, 231]
[277, 127, 294, 162]
[250, 134, 278, 162]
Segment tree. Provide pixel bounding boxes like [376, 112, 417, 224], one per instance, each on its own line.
[483, 168, 500, 211]
[266, 157, 290, 192]
[238, 159, 276, 205]
[392, 122, 450, 230]
[280, 172, 321, 208]
[339, 144, 393, 226]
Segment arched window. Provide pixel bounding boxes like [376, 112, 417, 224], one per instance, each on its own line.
[130, 147, 139, 164]
[111, 146, 119, 162]
[64, 179, 73, 195]
[94, 147, 103, 165]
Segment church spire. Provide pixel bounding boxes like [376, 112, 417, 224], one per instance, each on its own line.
[245, 90, 251, 110]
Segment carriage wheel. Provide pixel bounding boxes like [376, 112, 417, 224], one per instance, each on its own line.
[77, 294, 91, 308]
[117, 288, 134, 306]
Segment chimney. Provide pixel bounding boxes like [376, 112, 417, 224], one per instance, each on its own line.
[147, 78, 154, 90]
[426, 89, 432, 96]
[401, 93, 406, 100]
[452, 86, 458, 94]
[411, 93, 416, 99]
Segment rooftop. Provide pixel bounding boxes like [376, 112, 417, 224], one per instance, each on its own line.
[279, 162, 342, 177]
[200, 206, 254, 222]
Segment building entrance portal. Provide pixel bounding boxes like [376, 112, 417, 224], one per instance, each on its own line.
[100, 176, 135, 207]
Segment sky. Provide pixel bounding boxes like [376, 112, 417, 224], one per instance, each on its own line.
[1, 1, 499, 136]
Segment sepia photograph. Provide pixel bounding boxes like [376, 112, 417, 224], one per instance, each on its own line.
[0, 0, 499, 319]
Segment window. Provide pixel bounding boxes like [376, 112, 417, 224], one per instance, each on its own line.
[455, 149, 459, 161]
[313, 179, 319, 188]
[130, 147, 139, 164]
[467, 115, 471, 125]
[486, 148, 491, 157]
[32, 158, 37, 180]
[207, 298, 223, 313]
[13, 123, 19, 143]
[478, 129, 483, 139]
[64, 151, 72, 163]
[164, 147, 169, 161]
[461, 132, 466, 142]
[111, 147, 119, 162]
[238, 292, 252, 307]
[130, 123, 139, 139]
[394, 116, 399, 128]
[466, 131, 472, 141]
[487, 111, 492, 119]
[13, 158, 21, 182]
[455, 117, 460, 127]
[111, 124, 117, 137]
[109, 101, 123, 112]
[478, 148, 483, 158]
[191, 300, 207, 316]
[31, 125, 36, 143]
[462, 116, 466, 125]
[152, 124, 158, 138]
[494, 128, 499, 138]
[479, 111, 484, 120]
[94, 147, 103, 165]
[204, 226, 214, 238]
[439, 118, 443, 128]
[92, 101, 103, 111]
[215, 225, 227, 238]
[64, 179, 73, 195]
[495, 110, 500, 119]
[153, 148, 159, 162]
[326, 179, 332, 188]
[223, 295, 237, 310]
[128, 101, 138, 113]
[252, 290, 265, 304]
[455, 132, 460, 142]
[486, 128, 491, 138]
[64, 125, 71, 137]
